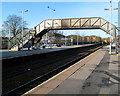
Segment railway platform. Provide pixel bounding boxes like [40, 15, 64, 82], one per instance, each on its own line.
[1, 44, 93, 59]
[23, 46, 120, 95]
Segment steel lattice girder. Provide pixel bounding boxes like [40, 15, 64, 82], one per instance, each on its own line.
[35, 17, 116, 37]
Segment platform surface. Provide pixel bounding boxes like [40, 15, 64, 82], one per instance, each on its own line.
[23, 46, 120, 95]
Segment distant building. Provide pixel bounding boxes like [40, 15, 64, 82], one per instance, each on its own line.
[84, 36, 102, 44]
[41, 32, 65, 45]
[102, 38, 110, 43]
[67, 35, 102, 44]
[88, 35, 102, 43]
[67, 35, 82, 45]
[0, 37, 8, 49]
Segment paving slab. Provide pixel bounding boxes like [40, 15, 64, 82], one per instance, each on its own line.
[48, 48, 106, 94]
[49, 79, 85, 94]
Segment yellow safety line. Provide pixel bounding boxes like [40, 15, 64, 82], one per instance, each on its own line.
[9, 49, 18, 51]
[117, 54, 120, 56]
[88, 47, 101, 52]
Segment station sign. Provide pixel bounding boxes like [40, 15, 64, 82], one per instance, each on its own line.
[29, 30, 36, 34]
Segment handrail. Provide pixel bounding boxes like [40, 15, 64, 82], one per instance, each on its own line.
[9, 30, 30, 49]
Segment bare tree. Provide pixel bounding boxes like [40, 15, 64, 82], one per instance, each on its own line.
[0, 27, 6, 37]
[2, 15, 27, 37]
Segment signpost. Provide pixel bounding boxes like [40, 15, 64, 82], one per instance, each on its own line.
[29, 30, 36, 34]
[28, 30, 36, 50]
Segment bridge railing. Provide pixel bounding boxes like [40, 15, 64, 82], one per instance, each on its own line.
[35, 17, 116, 37]
[8, 29, 30, 49]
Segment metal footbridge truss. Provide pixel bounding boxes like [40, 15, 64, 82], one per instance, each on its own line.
[9, 17, 117, 50]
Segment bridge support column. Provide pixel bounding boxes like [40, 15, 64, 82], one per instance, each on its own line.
[118, 1, 120, 53]
[115, 31, 118, 54]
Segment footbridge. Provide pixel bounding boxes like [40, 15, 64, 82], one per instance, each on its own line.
[9, 17, 117, 50]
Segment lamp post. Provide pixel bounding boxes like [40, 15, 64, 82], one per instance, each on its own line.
[115, 22, 119, 36]
[71, 37, 73, 46]
[65, 36, 67, 46]
[115, 22, 120, 52]
[18, 10, 28, 50]
[47, 6, 55, 46]
[76, 31, 79, 45]
[118, 1, 120, 53]
[47, 6, 55, 19]
[8, 25, 11, 50]
[77, 35, 78, 45]
[104, 0, 118, 54]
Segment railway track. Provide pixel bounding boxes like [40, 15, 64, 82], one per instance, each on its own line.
[2, 44, 103, 96]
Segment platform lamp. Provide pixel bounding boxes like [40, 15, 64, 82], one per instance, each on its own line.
[18, 10, 28, 50]
[8, 24, 11, 50]
[47, 6, 56, 46]
[104, 0, 118, 54]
